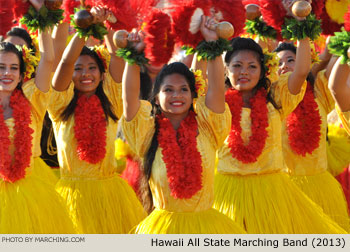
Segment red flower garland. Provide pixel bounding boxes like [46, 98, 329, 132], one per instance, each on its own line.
[0, 89, 33, 183]
[225, 88, 269, 163]
[286, 82, 321, 156]
[74, 95, 107, 164]
[157, 110, 202, 199]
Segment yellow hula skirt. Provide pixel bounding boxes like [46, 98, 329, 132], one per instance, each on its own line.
[0, 174, 75, 234]
[31, 157, 59, 184]
[132, 208, 246, 234]
[327, 124, 350, 177]
[291, 171, 350, 232]
[214, 172, 347, 234]
[56, 174, 147, 234]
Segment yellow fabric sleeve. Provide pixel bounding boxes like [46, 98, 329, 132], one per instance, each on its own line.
[314, 69, 335, 114]
[336, 105, 350, 135]
[121, 100, 155, 158]
[270, 72, 307, 119]
[194, 96, 232, 150]
[102, 74, 123, 119]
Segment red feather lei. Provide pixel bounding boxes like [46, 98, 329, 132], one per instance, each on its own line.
[157, 110, 202, 199]
[286, 82, 321, 156]
[74, 94, 107, 164]
[225, 88, 269, 163]
[344, 5, 350, 32]
[0, 89, 33, 183]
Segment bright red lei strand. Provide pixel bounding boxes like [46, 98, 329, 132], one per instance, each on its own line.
[225, 88, 269, 163]
[0, 89, 33, 182]
[286, 82, 321, 156]
[74, 95, 107, 164]
[157, 110, 202, 199]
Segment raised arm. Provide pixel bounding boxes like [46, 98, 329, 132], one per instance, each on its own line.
[199, 16, 226, 113]
[52, 33, 85, 91]
[288, 38, 311, 94]
[122, 31, 144, 121]
[52, 22, 69, 71]
[328, 56, 350, 111]
[32, 1, 54, 92]
[311, 36, 332, 78]
[105, 29, 125, 83]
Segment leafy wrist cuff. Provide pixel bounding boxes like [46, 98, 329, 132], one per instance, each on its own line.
[116, 46, 149, 66]
[245, 17, 277, 39]
[20, 5, 64, 32]
[281, 14, 321, 41]
[328, 29, 350, 65]
[196, 38, 232, 61]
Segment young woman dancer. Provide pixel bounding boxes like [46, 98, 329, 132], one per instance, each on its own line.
[49, 7, 146, 233]
[121, 17, 245, 234]
[0, 32, 74, 233]
[275, 42, 350, 231]
[213, 37, 346, 234]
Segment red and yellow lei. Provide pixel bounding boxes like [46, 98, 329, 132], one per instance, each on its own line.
[74, 95, 107, 164]
[225, 88, 269, 163]
[0, 89, 33, 182]
[157, 110, 202, 199]
[286, 82, 321, 156]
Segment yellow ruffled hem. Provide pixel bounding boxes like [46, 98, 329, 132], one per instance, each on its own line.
[132, 208, 246, 234]
[291, 171, 350, 232]
[327, 124, 350, 176]
[214, 172, 347, 234]
[56, 175, 147, 234]
[0, 174, 75, 234]
[31, 157, 59, 184]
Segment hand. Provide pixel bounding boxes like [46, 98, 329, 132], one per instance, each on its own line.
[200, 15, 218, 42]
[128, 29, 145, 52]
[90, 6, 111, 24]
[29, 0, 44, 11]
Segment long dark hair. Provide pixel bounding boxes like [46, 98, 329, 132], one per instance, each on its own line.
[274, 42, 315, 86]
[141, 62, 196, 213]
[0, 42, 25, 89]
[60, 46, 117, 122]
[225, 37, 280, 110]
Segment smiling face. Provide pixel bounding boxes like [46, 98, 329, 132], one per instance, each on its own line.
[0, 52, 22, 93]
[155, 73, 193, 119]
[72, 55, 103, 96]
[277, 50, 296, 75]
[226, 50, 262, 92]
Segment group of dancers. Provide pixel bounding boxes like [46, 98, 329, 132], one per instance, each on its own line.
[0, 0, 350, 234]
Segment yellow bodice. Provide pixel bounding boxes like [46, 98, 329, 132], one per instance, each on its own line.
[121, 96, 231, 212]
[217, 72, 306, 175]
[47, 74, 123, 179]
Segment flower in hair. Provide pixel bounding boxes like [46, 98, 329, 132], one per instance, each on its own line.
[93, 45, 110, 70]
[16, 45, 40, 82]
[191, 69, 207, 96]
[263, 49, 279, 83]
[310, 42, 320, 67]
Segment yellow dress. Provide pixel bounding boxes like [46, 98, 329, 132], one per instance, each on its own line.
[327, 122, 350, 176]
[47, 74, 147, 234]
[121, 96, 246, 234]
[214, 72, 347, 234]
[22, 78, 59, 184]
[0, 80, 75, 234]
[281, 70, 350, 231]
[336, 105, 350, 136]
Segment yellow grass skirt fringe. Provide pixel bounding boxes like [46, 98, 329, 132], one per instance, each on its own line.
[0, 174, 75, 234]
[56, 175, 147, 234]
[327, 123, 350, 176]
[213, 172, 347, 234]
[132, 208, 246, 234]
[31, 157, 59, 184]
[291, 171, 350, 232]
